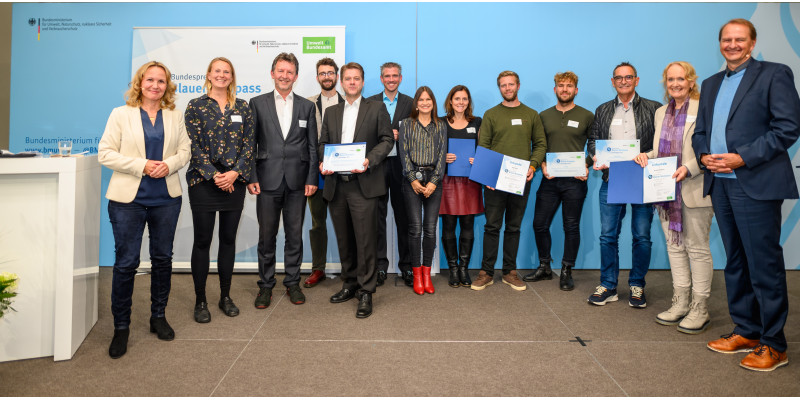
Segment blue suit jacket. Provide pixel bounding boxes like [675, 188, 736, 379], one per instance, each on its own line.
[692, 59, 800, 200]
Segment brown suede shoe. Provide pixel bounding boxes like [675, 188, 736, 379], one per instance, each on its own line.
[707, 333, 760, 354]
[470, 271, 494, 291]
[740, 344, 788, 372]
[502, 270, 527, 291]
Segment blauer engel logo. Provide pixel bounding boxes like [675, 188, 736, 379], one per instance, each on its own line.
[556, 159, 561, 164]
[335, 153, 340, 157]
[648, 175, 653, 179]
[606, 147, 611, 151]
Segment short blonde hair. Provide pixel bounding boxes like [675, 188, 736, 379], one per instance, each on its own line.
[661, 61, 700, 103]
[125, 61, 176, 110]
[554, 71, 578, 87]
[496, 70, 519, 87]
[204, 57, 237, 108]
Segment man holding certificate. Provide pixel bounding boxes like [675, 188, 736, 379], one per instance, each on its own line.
[319, 62, 394, 318]
[523, 71, 594, 291]
[470, 70, 546, 292]
[587, 62, 660, 308]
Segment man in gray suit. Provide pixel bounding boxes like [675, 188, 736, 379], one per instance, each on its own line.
[319, 62, 394, 318]
[303, 58, 344, 289]
[247, 53, 318, 308]
[367, 62, 414, 287]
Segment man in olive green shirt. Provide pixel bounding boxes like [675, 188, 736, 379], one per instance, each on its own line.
[523, 71, 594, 291]
[471, 70, 546, 292]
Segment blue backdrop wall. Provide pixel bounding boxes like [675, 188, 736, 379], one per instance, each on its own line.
[10, 2, 800, 270]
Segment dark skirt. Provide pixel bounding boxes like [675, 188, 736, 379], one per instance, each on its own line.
[439, 175, 484, 215]
[188, 179, 246, 212]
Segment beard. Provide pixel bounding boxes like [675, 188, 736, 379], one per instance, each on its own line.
[502, 90, 518, 102]
[557, 92, 576, 105]
[319, 79, 336, 91]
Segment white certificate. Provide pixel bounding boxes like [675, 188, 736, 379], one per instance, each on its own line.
[494, 154, 528, 195]
[595, 139, 640, 167]
[546, 152, 587, 177]
[643, 156, 677, 203]
[323, 142, 367, 172]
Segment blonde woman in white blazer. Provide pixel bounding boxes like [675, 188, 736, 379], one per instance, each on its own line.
[98, 61, 191, 359]
[634, 61, 714, 335]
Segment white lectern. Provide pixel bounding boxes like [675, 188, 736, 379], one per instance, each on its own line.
[0, 156, 100, 362]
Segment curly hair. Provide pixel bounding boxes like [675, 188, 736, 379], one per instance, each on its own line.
[661, 61, 700, 102]
[124, 61, 176, 110]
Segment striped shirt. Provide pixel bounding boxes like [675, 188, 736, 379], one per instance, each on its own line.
[398, 117, 447, 185]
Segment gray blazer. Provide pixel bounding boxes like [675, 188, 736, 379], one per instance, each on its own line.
[250, 91, 318, 191]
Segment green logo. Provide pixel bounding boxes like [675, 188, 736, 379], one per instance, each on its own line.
[629, 144, 636, 147]
[303, 37, 335, 53]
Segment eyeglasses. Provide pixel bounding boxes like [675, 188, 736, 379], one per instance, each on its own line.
[613, 75, 636, 83]
[318, 71, 337, 77]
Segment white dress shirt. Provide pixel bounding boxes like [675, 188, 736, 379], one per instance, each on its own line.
[341, 96, 361, 144]
[274, 91, 294, 139]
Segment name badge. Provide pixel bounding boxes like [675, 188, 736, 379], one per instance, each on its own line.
[686, 115, 696, 123]
[299, 120, 308, 128]
[467, 127, 476, 134]
[511, 119, 522, 126]
[567, 120, 579, 128]
[231, 115, 242, 123]
[611, 119, 623, 126]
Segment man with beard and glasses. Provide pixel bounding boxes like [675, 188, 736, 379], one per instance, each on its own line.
[367, 62, 415, 288]
[587, 61, 660, 308]
[523, 71, 594, 291]
[470, 70, 546, 292]
[302, 58, 344, 289]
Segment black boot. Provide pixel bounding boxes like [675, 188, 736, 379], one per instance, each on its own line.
[559, 262, 574, 291]
[522, 259, 553, 282]
[442, 237, 460, 288]
[457, 236, 473, 287]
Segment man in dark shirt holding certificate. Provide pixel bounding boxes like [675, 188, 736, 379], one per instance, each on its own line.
[470, 70, 546, 292]
[523, 71, 593, 291]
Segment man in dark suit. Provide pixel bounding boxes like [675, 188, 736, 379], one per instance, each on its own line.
[319, 62, 394, 318]
[302, 58, 344, 289]
[367, 62, 414, 287]
[247, 53, 318, 309]
[693, 18, 800, 372]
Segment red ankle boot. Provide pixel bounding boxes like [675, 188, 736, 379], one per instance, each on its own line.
[422, 266, 435, 294]
[412, 266, 424, 295]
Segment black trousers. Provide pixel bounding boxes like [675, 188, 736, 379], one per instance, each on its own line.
[306, 189, 328, 271]
[377, 156, 411, 273]
[532, 177, 587, 266]
[328, 178, 379, 295]
[480, 181, 531, 276]
[255, 178, 306, 289]
[190, 208, 243, 302]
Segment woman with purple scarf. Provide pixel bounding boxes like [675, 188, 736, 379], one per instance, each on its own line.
[634, 61, 714, 334]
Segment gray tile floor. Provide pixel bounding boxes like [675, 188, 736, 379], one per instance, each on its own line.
[1, 268, 798, 396]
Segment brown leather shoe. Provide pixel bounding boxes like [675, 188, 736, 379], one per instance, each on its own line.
[707, 333, 760, 354]
[303, 270, 326, 288]
[740, 344, 788, 372]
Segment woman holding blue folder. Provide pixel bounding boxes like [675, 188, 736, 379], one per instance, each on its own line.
[398, 86, 448, 295]
[440, 85, 484, 288]
[633, 61, 714, 334]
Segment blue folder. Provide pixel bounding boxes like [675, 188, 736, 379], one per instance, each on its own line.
[468, 146, 504, 187]
[447, 138, 476, 177]
[607, 160, 643, 204]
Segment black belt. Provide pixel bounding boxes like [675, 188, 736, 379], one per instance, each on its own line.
[337, 173, 358, 182]
[413, 166, 434, 181]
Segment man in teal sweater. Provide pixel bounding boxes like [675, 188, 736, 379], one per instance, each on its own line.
[471, 70, 546, 291]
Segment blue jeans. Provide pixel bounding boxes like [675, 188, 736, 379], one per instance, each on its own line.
[402, 182, 443, 268]
[108, 199, 181, 329]
[598, 181, 653, 289]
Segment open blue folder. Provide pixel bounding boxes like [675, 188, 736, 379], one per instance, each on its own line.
[468, 146, 504, 187]
[608, 160, 643, 204]
[447, 138, 475, 177]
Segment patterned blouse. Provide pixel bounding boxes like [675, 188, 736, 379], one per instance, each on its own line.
[398, 117, 448, 186]
[185, 94, 255, 187]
